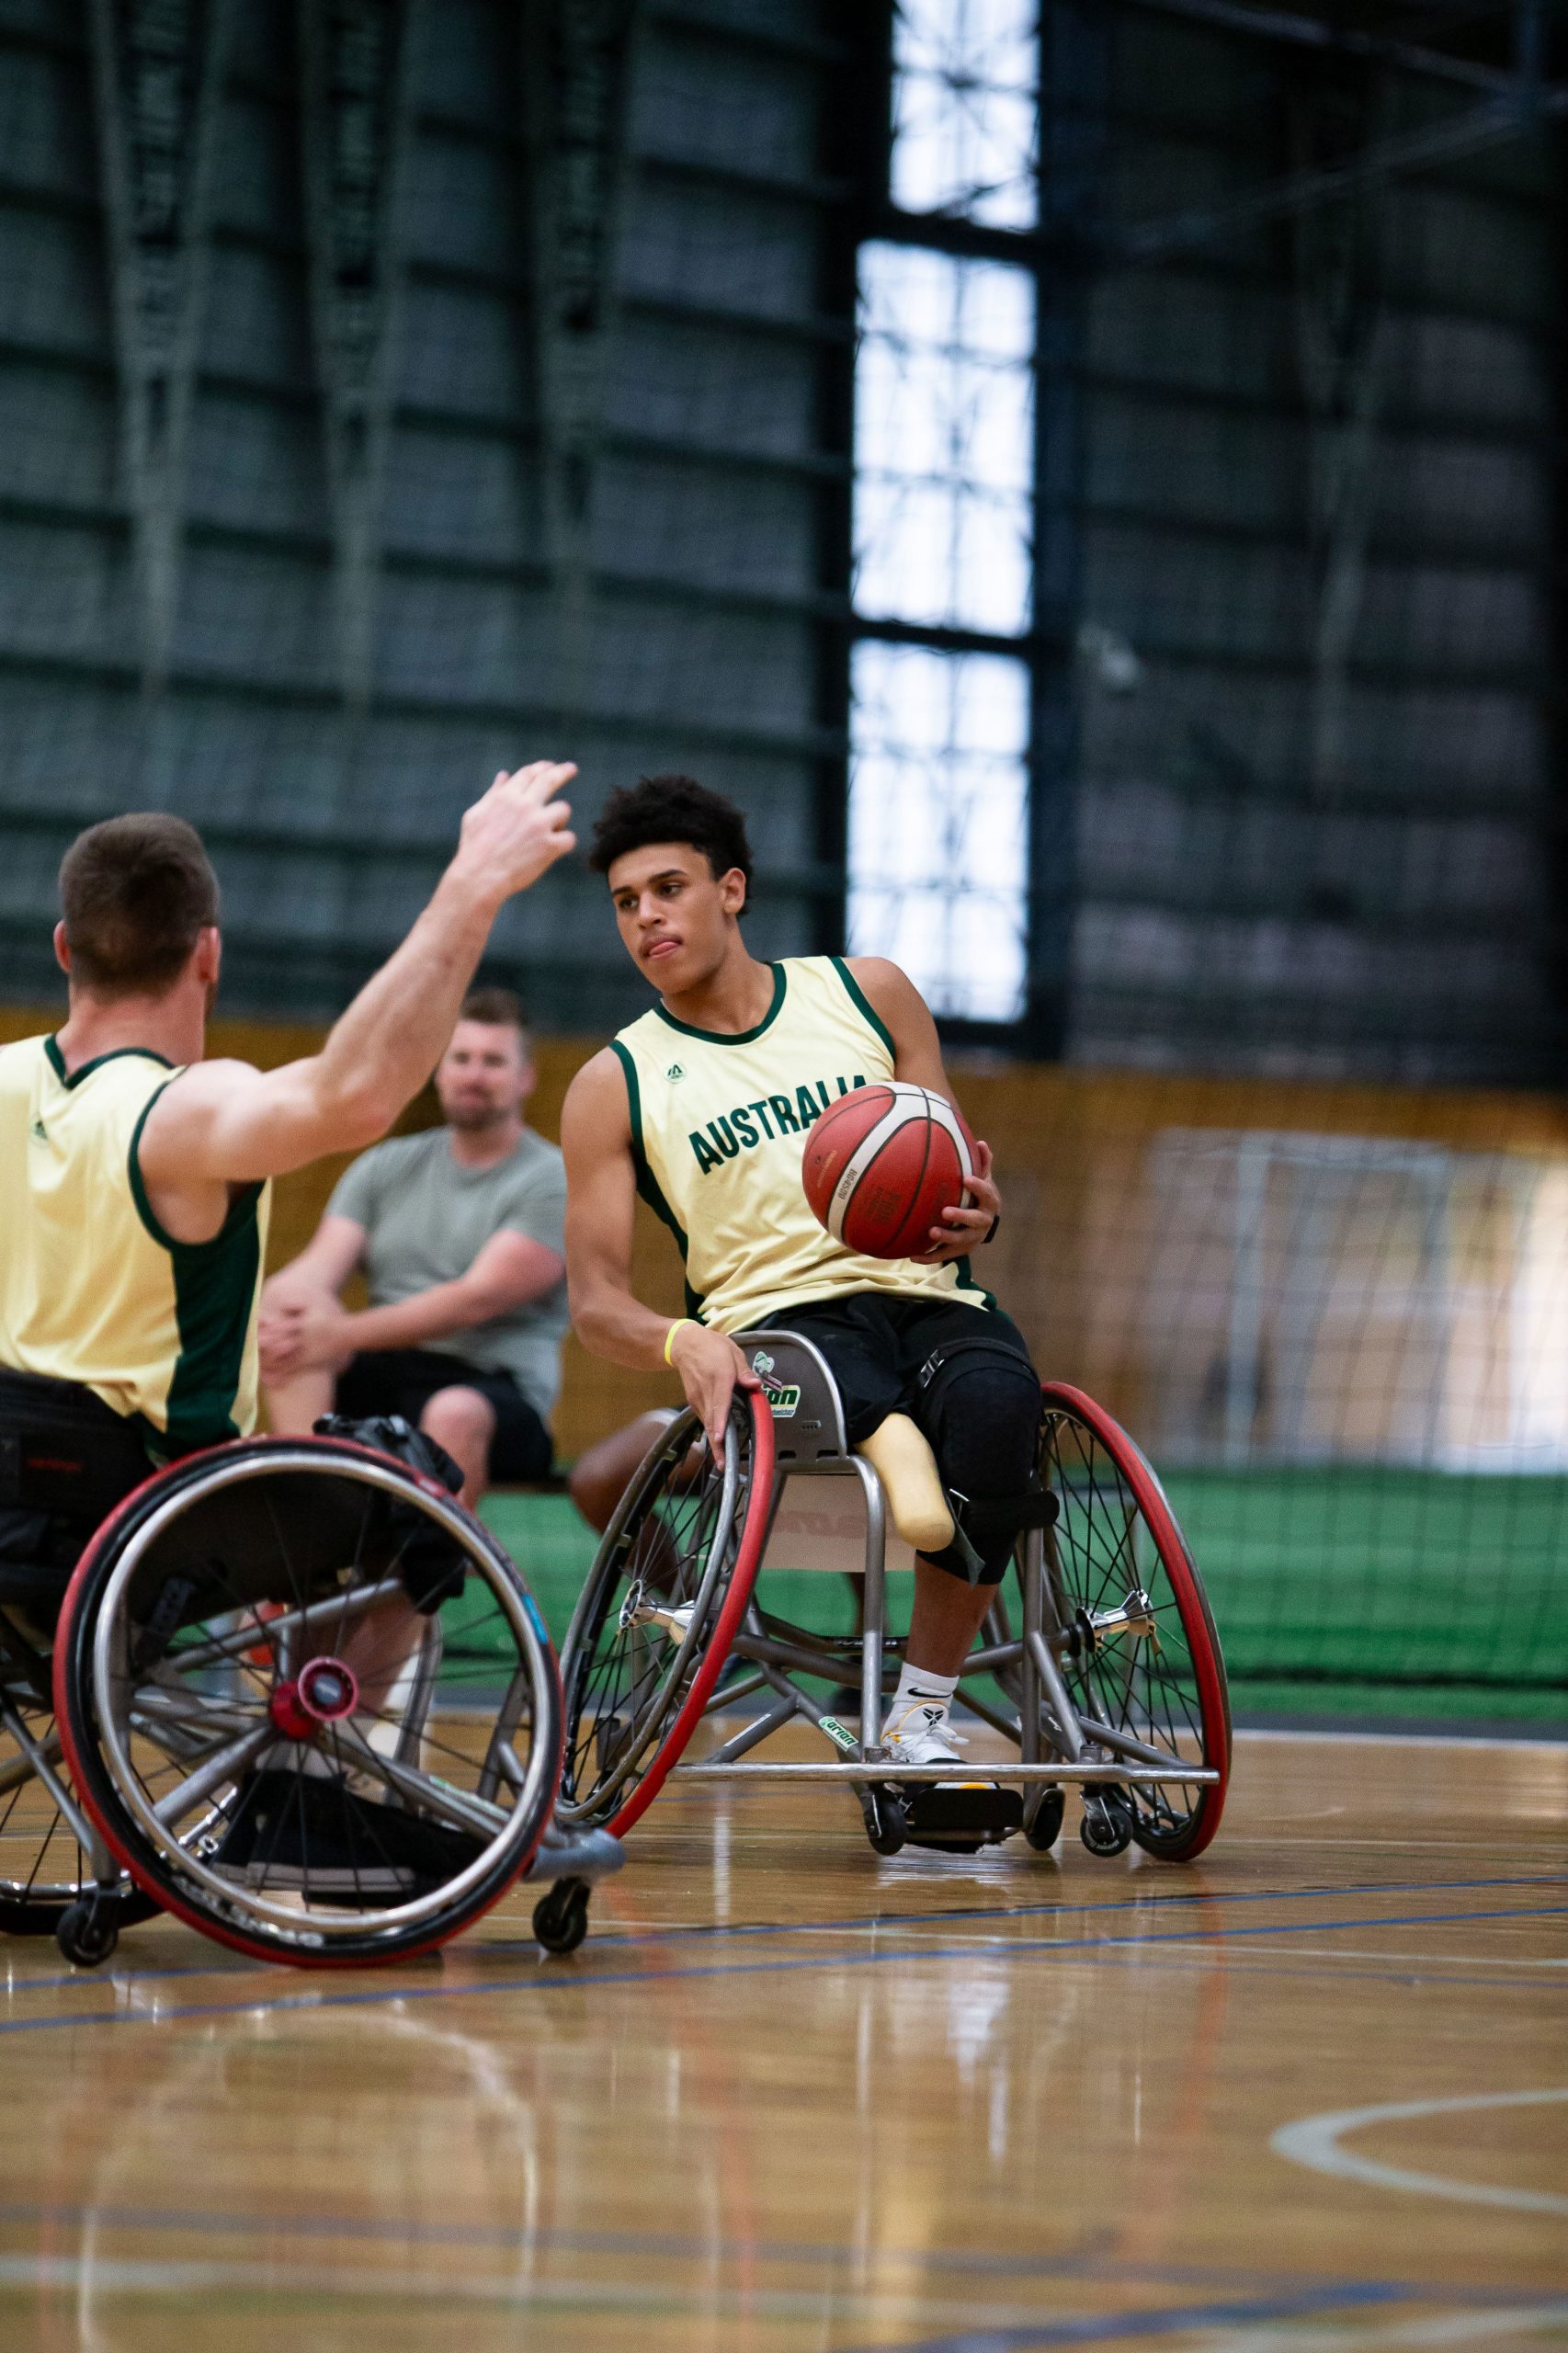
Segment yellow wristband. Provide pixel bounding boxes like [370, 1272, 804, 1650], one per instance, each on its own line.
[663, 1318, 696, 1366]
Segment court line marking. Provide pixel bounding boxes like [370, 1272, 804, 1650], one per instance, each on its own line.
[1208, 2302, 1568, 2350]
[511, 1873, 1568, 1957]
[1233, 1730, 1567, 1755]
[0, 1899, 1562, 2035]
[6, 1869, 1561, 2002]
[1211, 1948, 1568, 1970]
[835, 2285, 1426, 2350]
[0, 2256, 1421, 2337]
[0, 2250, 1154, 2327]
[1273, 2088, 1568, 2218]
[0, 2196, 1497, 2307]
[846, 2301, 1568, 2353]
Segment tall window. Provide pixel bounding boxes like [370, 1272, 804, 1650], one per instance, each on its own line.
[847, 4, 1039, 1026]
[890, 0, 1040, 229]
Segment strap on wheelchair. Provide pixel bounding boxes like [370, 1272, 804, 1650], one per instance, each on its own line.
[313, 1414, 467, 1614]
[313, 1413, 464, 1496]
[915, 1335, 1039, 1397]
[960, 1489, 1059, 1538]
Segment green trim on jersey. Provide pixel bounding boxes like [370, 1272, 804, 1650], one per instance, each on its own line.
[610, 1040, 706, 1320]
[951, 1254, 997, 1311]
[653, 962, 788, 1047]
[830, 958, 895, 1059]
[127, 1088, 265, 1443]
[45, 1037, 174, 1092]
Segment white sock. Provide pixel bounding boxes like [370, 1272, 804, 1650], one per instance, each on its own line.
[889, 1664, 958, 1722]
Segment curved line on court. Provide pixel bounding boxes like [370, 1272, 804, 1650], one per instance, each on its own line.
[1273, 2088, 1568, 2217]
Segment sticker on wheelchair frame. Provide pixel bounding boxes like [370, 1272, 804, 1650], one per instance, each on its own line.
[817, 1714, 859, 1752]
[750, 1351, 801, 1417]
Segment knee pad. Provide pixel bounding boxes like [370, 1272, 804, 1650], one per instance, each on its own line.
[914, 1337, 1045, 1585]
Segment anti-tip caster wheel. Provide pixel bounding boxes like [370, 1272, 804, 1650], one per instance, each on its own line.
[1080, 1790, 1135, 1859]
[862, 1786, 907, 1856]
[56, 1897, 119, 1968]
[1023, 1787, 1066, 1852]
[533, 1878, 591, 1955]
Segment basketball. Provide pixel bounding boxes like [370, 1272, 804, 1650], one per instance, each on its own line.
[801, 1082, 977, 1259]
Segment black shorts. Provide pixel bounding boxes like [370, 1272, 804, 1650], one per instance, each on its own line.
[755, 1292, 1034, 1447]
[333, 1349, 552, 1483]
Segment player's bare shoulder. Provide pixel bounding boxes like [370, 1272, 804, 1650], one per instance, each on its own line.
[561, 1045, 633, 1160]
[842, 956, 937, 1042]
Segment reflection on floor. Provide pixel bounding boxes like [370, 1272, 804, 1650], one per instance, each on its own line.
[0, 1727, 1563, 2352]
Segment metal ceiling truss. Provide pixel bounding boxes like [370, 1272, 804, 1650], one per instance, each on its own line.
[299, 0, 416, 711]
[1117, 0, 1566, 263]
[90, 0, 237, 694]
[524, 0, 644, 709]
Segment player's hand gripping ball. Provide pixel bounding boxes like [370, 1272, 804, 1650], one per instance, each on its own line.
[802, 1082, 977, 1260]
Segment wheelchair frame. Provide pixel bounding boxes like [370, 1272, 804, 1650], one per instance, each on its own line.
[0, 1430, 608, 1964]
[649, 1332, 1230, 1855]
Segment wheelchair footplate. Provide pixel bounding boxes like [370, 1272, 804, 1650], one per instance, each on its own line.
[873, 1779, 1025, 1855]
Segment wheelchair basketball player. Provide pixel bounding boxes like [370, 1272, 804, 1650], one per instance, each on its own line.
[0, 764, 575, 1885]
[562, 774, 1045, 1768]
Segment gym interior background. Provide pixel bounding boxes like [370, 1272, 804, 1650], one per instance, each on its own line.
[0, 0, 1563, 1728]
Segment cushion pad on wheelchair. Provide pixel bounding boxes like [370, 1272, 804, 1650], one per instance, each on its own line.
[899, 1781, 1024, 1853]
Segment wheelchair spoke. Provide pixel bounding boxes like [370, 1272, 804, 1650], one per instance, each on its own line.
[1039, 1397, 1225, 1854]
[150, 1723, 276, 1828]
[326, 1718, 509, 1838]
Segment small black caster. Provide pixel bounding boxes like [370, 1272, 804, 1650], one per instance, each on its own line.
[533, 1878, 591, 1955]
[1080, 1790, 1135, 1858]
[1024, 1787, 1066, 1852]
[56, 1897, 119, 1968]
[862, 1786, 907, 1856]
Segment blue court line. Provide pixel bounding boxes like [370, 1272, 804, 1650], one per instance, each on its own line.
[0, 1898, 1560, 2036]
[3, 1867, 1558, 2006]
[0, 2196, 1535, 2321]
[0, 2198, 1429, 2295]
[507, 1870, 1568, 1954]
[835, 2283, 1426, 2351]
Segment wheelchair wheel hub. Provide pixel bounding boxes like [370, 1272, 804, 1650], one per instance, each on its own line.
[1069, 1587, 1159, 1658]
[269, 1657, 359, 1741]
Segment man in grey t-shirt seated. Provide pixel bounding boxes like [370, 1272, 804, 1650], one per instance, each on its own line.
[259, 988, 567, 1504]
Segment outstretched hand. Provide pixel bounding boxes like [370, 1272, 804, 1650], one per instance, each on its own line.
[452, 761, 577, 905]
[667, 1323, 761, 1465]
[915, 1137, 1001, 1264]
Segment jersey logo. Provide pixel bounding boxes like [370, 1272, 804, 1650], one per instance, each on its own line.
[666, 1063, 684, 1082]
[28, 1119, 48, 1145]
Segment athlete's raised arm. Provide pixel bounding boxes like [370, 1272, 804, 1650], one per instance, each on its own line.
[138, 763, 576, 1201]
[562, 1048, 757, 1461]
[845, 956, 1002, 1262]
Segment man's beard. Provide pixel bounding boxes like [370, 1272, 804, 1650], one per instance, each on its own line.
[445, 1099, 508, 1133]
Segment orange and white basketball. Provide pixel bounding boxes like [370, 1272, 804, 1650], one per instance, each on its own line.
[801, 1082, 975, 1259]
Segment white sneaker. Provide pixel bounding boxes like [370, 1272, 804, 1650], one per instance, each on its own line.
[879, 1702, 968, 1766]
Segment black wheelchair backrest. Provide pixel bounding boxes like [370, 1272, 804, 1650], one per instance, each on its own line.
[732, 1331, 848, 1462]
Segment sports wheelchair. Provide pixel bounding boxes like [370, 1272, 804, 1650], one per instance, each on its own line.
[0, 1374, 616, 1967]
[555, 1331, 1230, 1860]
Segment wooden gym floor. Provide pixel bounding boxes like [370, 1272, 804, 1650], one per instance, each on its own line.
[0, 1726, 1562, 2352]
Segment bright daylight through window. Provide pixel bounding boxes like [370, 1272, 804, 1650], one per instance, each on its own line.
[847, 1, 1039, 1024]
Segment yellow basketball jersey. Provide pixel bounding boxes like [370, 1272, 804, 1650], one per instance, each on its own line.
[0, 1036, 270, 1451]
[611, 956, 993, 1332]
